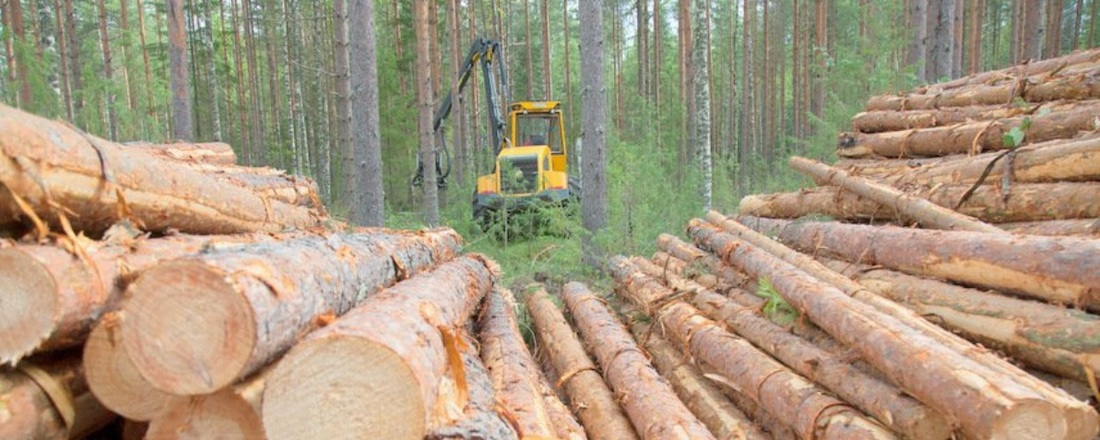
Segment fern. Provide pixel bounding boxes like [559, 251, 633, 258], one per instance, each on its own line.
[755, 277, 797, 326]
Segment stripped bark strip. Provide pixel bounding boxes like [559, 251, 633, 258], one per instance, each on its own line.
[618, 257, 951, 440]
[689, 219, 1099, 440]
[525, 287, 638, 440]
[0, 104, 322, 236]
[261, 256, 497, 440]
[477, 287, 583, 439]
[561, 282, 716, 440]
[632, 322, 769, 440]
[123, 228, 462, 395]
[788, 156, 1006, 234]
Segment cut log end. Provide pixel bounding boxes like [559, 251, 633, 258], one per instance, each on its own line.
[993, 400, 1066, 440]
[147, 389, 264, 440]
[0, 248, 57, 364]
[84, 316, 173, 421]
[122, 260, 256, 395]
[262, 336, 425, 440]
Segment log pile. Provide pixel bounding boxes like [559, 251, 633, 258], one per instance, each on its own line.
[552, 49, 1100, 439]
[0, 104, 588, 440]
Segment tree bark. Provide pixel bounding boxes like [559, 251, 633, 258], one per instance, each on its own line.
[122, 229, 462, 396]
[632, 323, 770, 440]
[837, 101, 1100, 158]
[864, 73, 1100, 111]
[260, 256, 495, 440]
[579, 0, 608, 267]
[8, 0, 30, 108]
[95, 0, 118, 140]
[655, 233, 752, 288]
[936, 47, 1100, 91]
[477, 288, 584, 439]
[560, 282, 716, 440]
[168, 0, 193, 140]
[541, 0, 551, 99]
[424, 330, 517, 440]
[525, 287, 639, 440]
[1045, 0, 1064, 59]
[821, 258, 1100, 383]
[0, 104, 323, 236]
[147, 369, 267, 439]
[908, 0, 928, 82]
[448, 0, 466, 184]
[968, 0, 985, 74]
[789, 156, 1006, 234]
[128, 141, 238, 165]
[84, 313, 174, 421]
[333, 0, 351, 207]
[692, 0, 711, 211]
[616, 257, 950, 440]
[688, 219, 1099, 440]
[414, 0, 439, 226]
[741, 182, 1100, 224]
[0, 354, 117, 439]
[348, 0, 385, 226]
[1002, 218, 1100, 236]
[733, 214, 1100, 312]
[53, 0, 73, 122]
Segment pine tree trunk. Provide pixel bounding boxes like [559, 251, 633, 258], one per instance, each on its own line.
[84, 313, 173, 421]
[8, 0, 30, 108]
[168, 0, 193, 140]
[561, 282, 716, 439]
[477, 288, 584, 439]
[688, 219, 1099, 440]
[53, 0, 73, 121]
[525, 0, 533, 97]
[122, 229, 462, 396]
[447, 0, 465, 184]
[334, 0, 351, 206]
[908, 0, 928, 81]
[348, 0, 384, 226]
[1045, 0, 1064, 58]
[260, 256, 495, 440]
[414, 0, 438, 225]
[579, 0, 608, 267]
[541, 0, 550, 99]
[928, 0, 956, 81]
[968, 0, 985, 74]
[525, 288, 639, 440]
[118, 0, 137, 114]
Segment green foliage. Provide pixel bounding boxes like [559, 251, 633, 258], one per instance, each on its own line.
[755, 277, 798, 326]
[1003, 117, 1031, 148]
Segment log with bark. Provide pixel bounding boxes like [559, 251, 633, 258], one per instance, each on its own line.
[851, 103, 1055, 132]
[789, 156, 1006, 233]
[260, 255, 496, 440]
[83, 313, 173, 421]
[0, 231, 294, 366]
[651, 251, 722, 290]
[926, 47, 1100, 91]
[652, 300, 897, 440]
[122, 228, 462, 395]
[655, 234, 751, 289]
[842, 134, 1100, 187]
[689, 219, 1100, 440]
[740, 182, 1100, 224]
[477, 287, 584, 439]
[0, 103, 322, 236]
[424, 330, 517, 440]
[145, 369, 267, 439]
[124, 141, 237, 165]
[615, 257, 950, 440]
[820, 258, 1100, 382]
[0, 353, 117, 439]
[524, 287, 638, 440]
[864, 73, 1100, 111]
[1002, 218, 1100, 236]
[836, 101, 1100, 158]
[213, 169, 324, 209]
[630, 322, 769, 440]
[735, 215, 1100, 311]
[560, 282, 716, 439]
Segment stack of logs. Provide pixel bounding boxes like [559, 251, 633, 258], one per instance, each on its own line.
[0, 103, 588, 440]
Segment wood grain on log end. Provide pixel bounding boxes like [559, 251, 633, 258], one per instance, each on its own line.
[0, 248, 57, 365]
[262, 335, 425, 440]
[147, 387, 265, 439]
[122, 260, 256, 395]
[84, 314, 174, 421]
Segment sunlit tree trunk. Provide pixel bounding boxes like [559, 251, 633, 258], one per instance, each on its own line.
[168, 0, 192, 140]
[349, 0, 385, 226]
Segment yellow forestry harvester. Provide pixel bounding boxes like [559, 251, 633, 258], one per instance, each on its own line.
[414, 37, 578, 228]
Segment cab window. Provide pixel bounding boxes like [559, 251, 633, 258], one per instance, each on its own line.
[516, 114, 563, 154]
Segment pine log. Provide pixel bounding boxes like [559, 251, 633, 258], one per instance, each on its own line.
[0, 231, 292, 366]
[124, 141, 237, 165]
[689, 219, 1099, 440]
[864, 73, 1100, 111]
[146, 370, 267, 439]
[0, 104, 322, 236]
[260, 255, 496, 440]
[735, 215, 1100, 310]
[533, 365, 589, 440]
[615, 257, 949, 440]
[836, 101, 1100, 158]
[831, 134, 1100, 185]
[789, 156, 1006, 233]
[425, 330, 518, 440]
[653, 300, 896, 440]
[83, 313, 173, 421]
[852, 103, 1043, 132]
[655, 234, 752, 289]
[926, 48, 1100, 91]
[122, 228, 462, 395]
[524, 287, 639, 440]
[215, 169, 323, 209]
[698, 360, 799, 440]
[560, 282, 716, 440]
[1027, 369, 1097, 404]
[822, 258, 1100, 382]
[1002, 218, 1100, 236]
[631, 323, 769, 440]
[0, 354, 117, 439]
[651, 252, 722, 290]
[477, 287, 583, 439]
[711, 211, 1100, 434]
[740, 182, 1100, 223]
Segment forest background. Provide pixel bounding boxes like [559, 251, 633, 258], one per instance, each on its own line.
[1, 0, 1095, 281]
